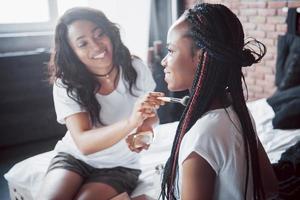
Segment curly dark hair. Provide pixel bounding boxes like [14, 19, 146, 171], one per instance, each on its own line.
[49, 7, 138, 125]
[161, 3, 266, 200]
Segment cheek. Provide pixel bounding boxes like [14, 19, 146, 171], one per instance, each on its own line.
[75, 50, 90, 64]
[103, 37, 114, 52]
[173, 56, 195, 78]
[169, 57, 196, 89]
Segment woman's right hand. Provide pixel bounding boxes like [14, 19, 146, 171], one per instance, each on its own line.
[128, 92, 165, 128]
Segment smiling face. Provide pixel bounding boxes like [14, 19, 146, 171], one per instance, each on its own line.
[67, 20, 114, 75]
[161, 18, 200, 92]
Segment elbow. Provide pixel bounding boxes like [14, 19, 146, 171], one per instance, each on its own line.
[75, 142, 94, 155]
[77, 146, 89, 155]
[80, 147, 92, 156]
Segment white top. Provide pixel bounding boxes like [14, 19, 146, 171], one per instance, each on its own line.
[176, 106, 254, 200]
[52, 58, 156, 169]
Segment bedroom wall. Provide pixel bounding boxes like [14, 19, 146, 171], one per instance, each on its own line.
[184, 0, 300, 100]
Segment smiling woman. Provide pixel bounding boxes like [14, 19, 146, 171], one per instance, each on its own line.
[35, 7, 164, 200]
[0, 0, 151, 61]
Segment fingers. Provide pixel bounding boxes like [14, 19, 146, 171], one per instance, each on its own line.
[145, 92, 166, 107]
[126, 133, 151, 153]
[138, 92, 165, 112]
[126, 135, 136, 152]
[129, 92, 165, 128]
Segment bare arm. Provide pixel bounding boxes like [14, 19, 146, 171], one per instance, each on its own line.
[181, 152, 216, 200]
[65, 92, 163, 155]
[137, 115, 159, 132]
[66, 112, 137, 155]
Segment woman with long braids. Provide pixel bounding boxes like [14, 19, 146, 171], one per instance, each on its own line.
[37, 7, 164, 199]
[160, 3, 278, 200]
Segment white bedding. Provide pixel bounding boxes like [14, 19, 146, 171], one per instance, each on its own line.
[247, 98, 300, 163]
[4, 98, 300, 199]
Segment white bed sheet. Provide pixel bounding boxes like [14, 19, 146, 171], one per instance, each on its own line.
[4, 98, 300, 199]
[3, 121, 178, 199]
[247, 98, 300, 163]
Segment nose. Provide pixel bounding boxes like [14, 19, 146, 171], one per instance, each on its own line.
[90, 39, 102, 51]
[161, 55, 167, 67]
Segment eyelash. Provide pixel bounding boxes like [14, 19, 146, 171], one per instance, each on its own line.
[95, 32, 105, 38]
[78, 42, 87, 48]
[78, 32, 105, 48]
[167, 48, 174, 54]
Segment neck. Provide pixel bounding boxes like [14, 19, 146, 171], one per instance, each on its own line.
[93, 65, 115, 79]
[208, 92, 232, 111]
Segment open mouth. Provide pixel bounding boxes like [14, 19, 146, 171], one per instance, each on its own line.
[92, 50, 106, 59]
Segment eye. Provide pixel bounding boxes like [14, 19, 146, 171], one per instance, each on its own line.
[167, 48, 174, 55]
[95, 31, 105, 39]
[77, 41, 87, 48]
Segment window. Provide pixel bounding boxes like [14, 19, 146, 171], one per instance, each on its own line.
[0, 0, 151, 60]
[0, 0, 57, 34]
[0, 0, 50, 24]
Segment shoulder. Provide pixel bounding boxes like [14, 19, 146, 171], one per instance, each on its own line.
[128, 56, 155, 92]
[190, 109, 234, 138]
[53, 78, 66, 93]
[53, 78, 65, 89]
[53, 78, 69, 95]
[131, 56, 148, 71]
[180, 108, 241, 172]
[53, 78, 77, 99]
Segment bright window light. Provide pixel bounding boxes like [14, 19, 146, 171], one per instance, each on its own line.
[88, 0, 151, 61]
[0, 0, 151, 61]
[0, 0, 49, 24]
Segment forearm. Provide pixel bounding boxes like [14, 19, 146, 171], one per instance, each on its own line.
[67, 92, 163, 155]
[137, 114, 159, 132]
[68, 118, 136, 155]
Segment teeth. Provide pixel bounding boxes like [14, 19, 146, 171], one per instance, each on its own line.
[93, 51, 105, 59]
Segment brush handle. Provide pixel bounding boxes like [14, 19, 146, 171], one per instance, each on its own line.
[157, 97, 183, 104]
[157, 97, 172, 102]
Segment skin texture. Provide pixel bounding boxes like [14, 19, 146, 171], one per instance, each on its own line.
[37, 19, 164, 200]
[161, 18, 200, 92]
[67, 20, 114, 77]
[161, 18, 278, 200]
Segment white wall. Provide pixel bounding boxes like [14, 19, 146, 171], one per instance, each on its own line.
[88, 0, 151, 62]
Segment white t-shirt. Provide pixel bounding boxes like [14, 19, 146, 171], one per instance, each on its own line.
[52, 58, 156, 169]
[176, 106, 254, 200]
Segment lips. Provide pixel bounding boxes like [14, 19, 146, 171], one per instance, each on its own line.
[164, 70, 171, 81]
[92, 50, 106, 59]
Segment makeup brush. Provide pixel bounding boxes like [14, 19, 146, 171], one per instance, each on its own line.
[157, 96, 190, 106]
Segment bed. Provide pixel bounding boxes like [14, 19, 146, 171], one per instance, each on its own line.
[4, 98, 300, 199]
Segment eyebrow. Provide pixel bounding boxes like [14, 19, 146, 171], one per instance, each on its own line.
[75, 26, 102, 41]
[166, 43, 176, 49]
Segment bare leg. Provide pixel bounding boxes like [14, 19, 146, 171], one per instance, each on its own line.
[36, 169, 83, 200]
[75, 182, 119, 200]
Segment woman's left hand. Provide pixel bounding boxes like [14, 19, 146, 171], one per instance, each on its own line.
[126, 132, 151, 153]
[126, 123, 154, 153]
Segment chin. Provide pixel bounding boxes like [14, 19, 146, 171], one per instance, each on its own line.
[167, 85, 180, 92]
[167, 84, 188, 92]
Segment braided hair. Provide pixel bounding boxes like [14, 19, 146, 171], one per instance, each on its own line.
[161, 3, 266, 200]
[50, 7, 137, 125]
